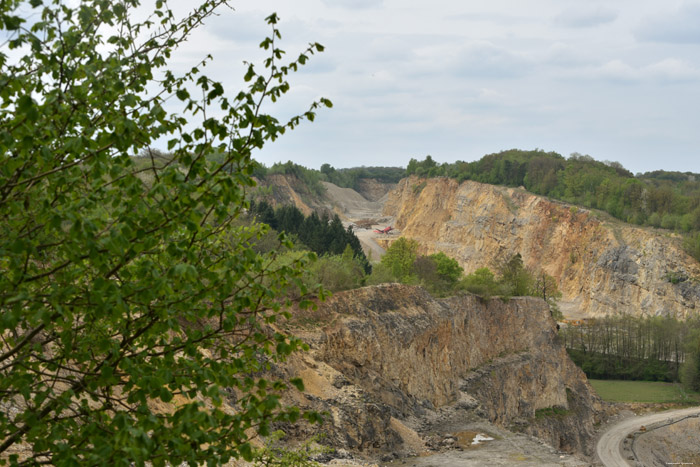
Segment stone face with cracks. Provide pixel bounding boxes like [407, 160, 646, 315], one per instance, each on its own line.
[383, 177, 700, 318]
[278, 284, 603, 458]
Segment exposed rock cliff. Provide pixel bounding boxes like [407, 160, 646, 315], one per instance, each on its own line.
[281, 284, 602, 458]
[383, 177, 700, 318]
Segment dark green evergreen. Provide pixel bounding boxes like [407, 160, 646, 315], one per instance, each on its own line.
[249, 203, 371, 274]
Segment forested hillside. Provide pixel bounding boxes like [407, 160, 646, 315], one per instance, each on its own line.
[406, 151, 700, 261]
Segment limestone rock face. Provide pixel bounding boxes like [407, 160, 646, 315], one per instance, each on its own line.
[285, 284, 602, 456]
[383, 177, 700, 317]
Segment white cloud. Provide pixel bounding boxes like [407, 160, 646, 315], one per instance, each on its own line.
[636, 2, 700, 43]
[321, 0, 383, 9]
[452, 41, 531, 79]
[362, 35, 419, 65]
[584, 59, 638, 83]
[543, 42, 596, 67]
[476, 88, 506, 102]
[554, 6, 618, 28]
[156, 0, 700, 174]
[578, 58, 700, 84]
[200, 9, 271, 43]
[643, 58, 700, 83]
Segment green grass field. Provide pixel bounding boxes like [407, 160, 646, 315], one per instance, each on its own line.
[589, 379, 700, 404]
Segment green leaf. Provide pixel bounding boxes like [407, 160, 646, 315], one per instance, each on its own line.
[244, 64, 255, 82]
[290, 378, 304, 391]
[3, 14, 24, 30]
[239, 442, 253, 461]
[159, 387, 174, 403]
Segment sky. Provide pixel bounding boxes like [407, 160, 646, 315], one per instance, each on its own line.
[87, 1, 700, 173]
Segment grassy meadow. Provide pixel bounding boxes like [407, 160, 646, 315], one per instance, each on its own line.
[589, 379, 700, 404]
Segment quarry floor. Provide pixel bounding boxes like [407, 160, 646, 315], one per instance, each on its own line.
[375, 395, 596, 467]
[321, 180, 394, 260]
[380, 422, 590, 467]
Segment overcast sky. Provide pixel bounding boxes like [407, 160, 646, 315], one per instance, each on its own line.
[168, 0, 700, 174]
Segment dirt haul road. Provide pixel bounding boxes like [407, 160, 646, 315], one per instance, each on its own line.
[354, 228, 391, 260]
[596, 406, 700, 466]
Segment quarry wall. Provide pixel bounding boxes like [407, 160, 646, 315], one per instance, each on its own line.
[283, 284, 602, 456]
[383, 176, 700, 317]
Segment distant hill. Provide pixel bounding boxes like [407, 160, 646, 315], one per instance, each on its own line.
[129, 151, 700, 262]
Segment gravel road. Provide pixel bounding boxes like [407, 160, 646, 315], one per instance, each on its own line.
[354, 228, 389, 260]
[596, 406, 700, 466]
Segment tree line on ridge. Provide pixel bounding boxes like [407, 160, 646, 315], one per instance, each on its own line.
[406, 150, 700, 262]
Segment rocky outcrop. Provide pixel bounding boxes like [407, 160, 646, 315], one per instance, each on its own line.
[252, 174, 325, 215]
[283, 284, 602, 457]
[383, 176, 700, 318]
[460, 352, 599, 454]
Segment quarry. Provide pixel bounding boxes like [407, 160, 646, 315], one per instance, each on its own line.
[249, 173, 700, 466]
[4, 4, 698, 465]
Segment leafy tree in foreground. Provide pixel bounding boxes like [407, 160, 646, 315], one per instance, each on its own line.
[0, 1, 330, 465]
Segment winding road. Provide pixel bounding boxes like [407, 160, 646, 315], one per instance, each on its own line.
[596, 406, 700, 466]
